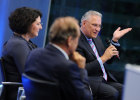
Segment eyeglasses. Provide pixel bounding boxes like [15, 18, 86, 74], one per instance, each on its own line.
[86, 21, 103, 29]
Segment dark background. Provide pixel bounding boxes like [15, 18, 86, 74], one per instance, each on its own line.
[46, 0, 140, 83]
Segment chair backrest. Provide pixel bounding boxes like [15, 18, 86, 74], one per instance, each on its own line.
[122, 64, 140, 100]
[0, 57, 22, 85]
[0, 57, 23, 100]
[0, 58, 6, 82]
[22, 73, 61, 100]
[0, 58, 7, 100]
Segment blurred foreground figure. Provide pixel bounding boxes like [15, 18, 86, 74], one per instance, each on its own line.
[23, 17, 93, 100]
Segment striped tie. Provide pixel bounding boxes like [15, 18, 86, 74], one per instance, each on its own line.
[87, 39, 107, 80]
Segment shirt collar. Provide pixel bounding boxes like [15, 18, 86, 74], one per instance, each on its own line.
[80, 28, 92, 41]
[51, 43, 69, 60]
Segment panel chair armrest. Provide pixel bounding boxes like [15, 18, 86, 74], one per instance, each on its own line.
[22, 73, 61, 100]
[2, 82, 23, 86]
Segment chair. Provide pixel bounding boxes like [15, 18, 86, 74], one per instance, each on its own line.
[122, 64, 140, 100]
[0, 57, 23, 100]
[22, 73, 61, 100]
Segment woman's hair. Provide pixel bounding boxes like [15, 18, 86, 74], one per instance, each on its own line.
[9, 7, 42, 34]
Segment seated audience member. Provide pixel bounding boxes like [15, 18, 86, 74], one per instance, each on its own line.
[77, 10, 132, 100]
[24, 17, 93, 100]
[2, 7, 42, 100]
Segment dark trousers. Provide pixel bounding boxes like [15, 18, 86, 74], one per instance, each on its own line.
[89, 78, 123, 100]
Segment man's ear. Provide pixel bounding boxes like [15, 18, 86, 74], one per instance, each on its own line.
[67, 36, 72, 47]
[82, 20, 86, 26]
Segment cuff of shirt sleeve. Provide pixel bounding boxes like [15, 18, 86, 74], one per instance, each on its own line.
[111, 40, 120, 47]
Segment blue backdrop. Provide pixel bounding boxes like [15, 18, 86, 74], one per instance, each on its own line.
[0, 0, 51, 82]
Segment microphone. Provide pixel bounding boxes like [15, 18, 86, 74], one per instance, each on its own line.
[105, 38, 120, 60]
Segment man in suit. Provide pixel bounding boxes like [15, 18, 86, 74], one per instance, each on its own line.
[77, 10, 132, 100]
[23, 17, 93, 100]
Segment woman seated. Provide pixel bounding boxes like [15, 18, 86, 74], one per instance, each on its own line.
[2, 7, 42, 100]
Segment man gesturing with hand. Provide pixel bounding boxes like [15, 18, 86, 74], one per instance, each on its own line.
[77, 10, 132, 100]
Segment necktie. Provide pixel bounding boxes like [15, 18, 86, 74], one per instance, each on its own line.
[87, 39, 107, 80]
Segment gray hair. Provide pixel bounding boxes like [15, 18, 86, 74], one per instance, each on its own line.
[81, 10, 102, 23]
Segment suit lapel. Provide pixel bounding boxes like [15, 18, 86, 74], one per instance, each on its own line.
[93, 37, 101, 56]
[80, 33, 96, 57]
[93, 36, 105, 57]
[80, 32, 104, 57]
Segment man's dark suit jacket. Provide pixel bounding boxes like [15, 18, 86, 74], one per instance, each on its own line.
[24, 44, 93, 100]
[77, 32, 118, 94]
